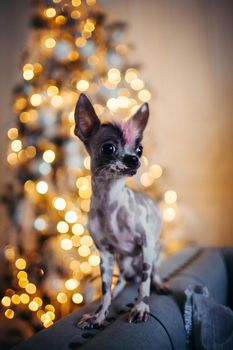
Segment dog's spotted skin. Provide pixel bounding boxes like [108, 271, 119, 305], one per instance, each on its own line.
[74, 94, 169, 329]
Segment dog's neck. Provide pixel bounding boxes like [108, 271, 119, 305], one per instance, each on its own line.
[91, 175, 126, 206]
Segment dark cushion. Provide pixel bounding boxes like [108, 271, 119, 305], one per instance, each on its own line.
[168, 248, 228, 310]
[221, 248, 233, 309]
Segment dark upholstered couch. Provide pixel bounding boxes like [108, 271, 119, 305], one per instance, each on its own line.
[13, 246, 233, 350]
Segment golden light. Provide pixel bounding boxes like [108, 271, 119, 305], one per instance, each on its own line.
[80, 235, 93, 247]
[11, 294, 20, 305]
[76, 80, 89, 92]
[5, 309, 14, 319]
[72, 223, 84, 236]
[30, 94, 42, 106]
[75, 37, 87, 47]
[19, 111, 29, 123]
[68, 51, 79, 61]
[78, 245, 91, 257]
[163, 207, 176, 222]
[18, 278, 29, 288]
[69, 125, 75, 136]
[108, 68, 121, 84]
[138, 89, 151, 102]
[65, 278, 79, 291]
[15, 258, 26, 270]
[125, 68, 138, 83]
[76, 177, 89, 189]
[11, 139, 22, 152]
[84, 156, 91, 170]
[71, 10, 81, 19]
[79, 187, 92, 199]
[68, 111, 74, 122]
[43, 150, 56, 163]
[141, 156, 149, 167]
[44, 320, 54, 328]
[33, 297, 43, 307]
[8, 128, 18, 140]
[26, 146, 36, 158]
[47, 85, 59, 96]
[1, 296, 11, 307]
[24, 180, 35, 193]
[150, 164, 163, 179]
[7, 153, 18, 165]
[88, 254, 100, 266]
[164, 190, 178, 204]
[107, 98, 118, 111]
[117, 96, 131, 109]
[71, 235, 81, 247]
[80, 262, 92, 274]
[57, 292, 67, 304]
[72, 0, 81, 6]
[131, 78, 144, 91]
[56, 15, 67, 25]
[37, 310, 45, 319]
[14, 97, 27, 111]
[29, 301, 39, 311]
[45, 38, 56, 49]
[36, 181, 48, 194]
[26, 283, 37, 295]
[72, 293, 83, 304]
[45, 7, 56, 18]
[45, 304, 55, 312]
[51, 95, 63, 107]
[17, 271, 27, 279]
[65, 210, 78, 223]
[61, 238, 73, 250]
[19, 293, 30, 304]
[23, 63, 33, 71]
[57, 221, 69, 234]
[18, 149, 27, 162]
[53, 197, 66, 210]
[70, 260, 79, 271]
[20, 110, 38, 124]
[4, 246, 15, 261]
[41, 313, 50, 323]
[140, 172, 154, 187]
[86, 0, 96, 5]
[23, 70, 34, 80]
[46, 311, 55, 320]
[84, 22, 95, 33]
[80, 199, 91, 212]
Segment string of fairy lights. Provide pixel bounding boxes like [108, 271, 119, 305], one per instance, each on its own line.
[1, 0, 180, 330]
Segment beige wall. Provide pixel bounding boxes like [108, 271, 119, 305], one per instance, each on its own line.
[105, 0, 233, 245]
[0, 0, 233, 246]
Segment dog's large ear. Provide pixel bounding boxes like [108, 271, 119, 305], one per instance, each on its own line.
[131, 103, 149, 135]
[74, 93, 100, 144]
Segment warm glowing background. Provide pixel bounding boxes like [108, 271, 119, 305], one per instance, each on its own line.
[1, 0, 233, 247]
[0, 0, 232, 346]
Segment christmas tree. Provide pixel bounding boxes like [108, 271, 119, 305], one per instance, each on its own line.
[1, 0, 186, 337]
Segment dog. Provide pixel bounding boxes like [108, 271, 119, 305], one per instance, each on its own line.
[74, 93, 169, 328]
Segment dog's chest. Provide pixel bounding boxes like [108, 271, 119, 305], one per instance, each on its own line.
[88, 189, 140, 255]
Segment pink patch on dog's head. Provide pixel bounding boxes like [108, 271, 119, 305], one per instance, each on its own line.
[115, 120, 138, 145]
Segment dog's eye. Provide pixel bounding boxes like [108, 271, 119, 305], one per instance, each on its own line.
[102, 143, 117, 155]
[136, 145, 143, 157]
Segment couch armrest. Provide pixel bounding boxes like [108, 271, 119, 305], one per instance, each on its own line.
[13, 246, 229, 350]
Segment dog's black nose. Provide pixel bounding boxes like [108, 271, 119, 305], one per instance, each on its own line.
[123, 155, 139, 168]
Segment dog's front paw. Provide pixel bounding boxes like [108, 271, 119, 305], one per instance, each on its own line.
[77, 312, 105, 329]
[128, 301, 150, 323]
